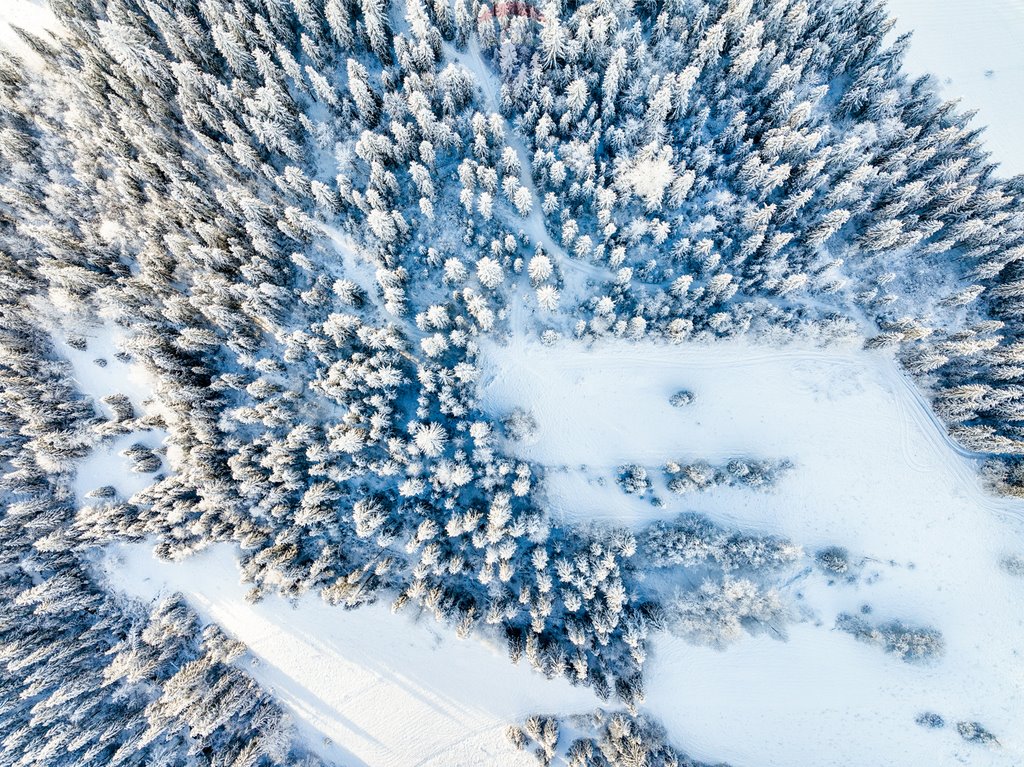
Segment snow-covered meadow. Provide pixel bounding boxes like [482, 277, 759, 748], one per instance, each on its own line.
[886, 0, 1024, 175]
[479, 336, 1024, 766]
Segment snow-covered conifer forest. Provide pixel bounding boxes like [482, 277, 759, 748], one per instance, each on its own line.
[2, 0, 1024, 764]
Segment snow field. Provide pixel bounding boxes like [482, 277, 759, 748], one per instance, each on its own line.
[48, 321, 170, 503]
[479, 336, 1024, 766]
[885, 0, 1024, 176]
[100, 542, 598, 767]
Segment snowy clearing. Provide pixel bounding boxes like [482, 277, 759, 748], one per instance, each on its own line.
[48, 321, 169, 503]
[0, 0, 59, 66]
[480, 336, 1024, 766]
[886, 0, 1024, 176]
[100, 543, 598, 767]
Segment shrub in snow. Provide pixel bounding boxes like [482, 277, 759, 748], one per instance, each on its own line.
[915, 712, 945, 729]
[815, 546, 851, 575]
[664, 458, 791, 494]
[956, 721, 999, 746]
[835, 614, 945, 662]
[616, 465, 651, 495]
[86, 485, 117, 499]
[523, 709, 722, 767]
[121, 443, 161, 473]
[503, 409, 538, 442]
[101, 393, 135, 422]
[1000, 554, 1024, 577]
[642, 513, 801, 573]
[669, 389, 695, 407]
[727, 458, 792, 488]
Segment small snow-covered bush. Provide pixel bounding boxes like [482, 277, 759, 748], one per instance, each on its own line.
[816, 546, 851, 574]
[835, 614, 945, 662]
[503, 409, 538, 442]
[956, 721, 999, 746]
[1000, 555, 1024, 577]
[669, 390, 695, 407]
[616, 465, 651, 495]
[915, 712, 945, 729]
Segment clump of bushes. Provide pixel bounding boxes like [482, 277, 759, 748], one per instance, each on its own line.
[517, 709, 729, 767]
[667, 576, 787, 647]
[915, 712, 945, 729]
[669, 390, 695, 407]
[836, 613, 944, 662]
[957, 720, 999, 746]
[664, 458, 792, 494]
[616, 464, 651, 495]
[1000, 554, 1024, 577]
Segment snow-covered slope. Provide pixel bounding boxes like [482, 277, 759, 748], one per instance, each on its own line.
[480, 337, 1024, 766]
[101, 543, 598, 767]
[886, 0, 1024, 176]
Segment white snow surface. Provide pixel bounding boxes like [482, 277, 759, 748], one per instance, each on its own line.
[479, 336, 1024, 766]
[48, 321, 169, 503]
[0, 0, 59, 66]
[100, 543, 598, 767]
[886, 0, 1024, 176]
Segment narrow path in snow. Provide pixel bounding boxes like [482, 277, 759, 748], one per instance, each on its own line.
[444, 39, 613, 302]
